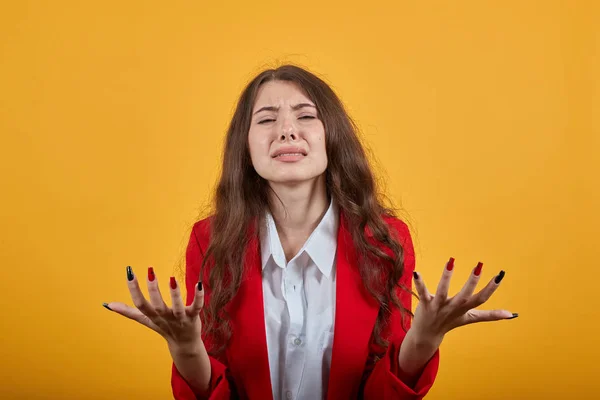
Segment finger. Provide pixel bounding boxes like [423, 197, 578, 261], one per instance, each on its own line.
[126, 266, 158, 318]
[412, 271, 433, 303]
[105, 301, 162, 332]
[466, 270, 506, 309]
[434, 257, 455, 303]
[448, 308, 514, 330]
[146, 267, 169, 316]
[452, 262, 484, 303]
[169, 276, 186, 319]
[187, 281, 205, 317]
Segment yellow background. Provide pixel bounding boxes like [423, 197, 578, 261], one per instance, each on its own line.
[1, 1, 598, 399]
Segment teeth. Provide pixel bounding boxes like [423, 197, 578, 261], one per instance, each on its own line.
[276, 153, 303, 157]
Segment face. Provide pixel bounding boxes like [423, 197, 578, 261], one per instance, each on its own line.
[248, 80, 327, 185]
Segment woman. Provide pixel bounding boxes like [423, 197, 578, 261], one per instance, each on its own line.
[104, 65, 517, 399]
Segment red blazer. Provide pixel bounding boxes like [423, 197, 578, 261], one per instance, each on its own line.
[172, 211, 439, 399]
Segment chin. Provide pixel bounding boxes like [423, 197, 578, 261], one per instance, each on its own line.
[268, 170, 323, 185]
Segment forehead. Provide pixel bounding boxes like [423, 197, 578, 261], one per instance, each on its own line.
[253, 80, 312, 109]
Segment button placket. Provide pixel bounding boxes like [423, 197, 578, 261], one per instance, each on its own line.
[282, 258, 305, 400]
[286, 259, 304, 329]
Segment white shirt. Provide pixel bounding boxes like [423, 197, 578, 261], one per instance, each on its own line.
[260, 200, 339, 400]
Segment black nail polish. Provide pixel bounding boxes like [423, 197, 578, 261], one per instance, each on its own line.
[126, 266, 134, 281]
[507, 313, 519, 320]
[102, 302, 112, 311]
[494, 270, 506, 284]
[413, 271, 418, 280]
[197, 281, 203, 291]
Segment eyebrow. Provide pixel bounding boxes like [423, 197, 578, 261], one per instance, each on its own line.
[252, 103, 316, 115]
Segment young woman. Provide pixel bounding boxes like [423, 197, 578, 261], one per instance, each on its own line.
[104, 65, 517, 399]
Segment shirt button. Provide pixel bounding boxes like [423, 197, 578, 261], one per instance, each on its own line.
[286, 391, 293, 400]
[293, 337, 302, 346]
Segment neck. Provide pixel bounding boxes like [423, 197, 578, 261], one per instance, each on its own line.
[267, 174, 329, 242]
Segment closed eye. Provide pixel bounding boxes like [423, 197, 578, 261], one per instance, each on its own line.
[258, 116, 315, 124]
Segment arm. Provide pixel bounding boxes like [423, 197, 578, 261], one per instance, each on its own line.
[171, 221, 232, 400]
[170, 341, 211, 397]
[365, 219, 517, 399]
[362, 220, 439, 400]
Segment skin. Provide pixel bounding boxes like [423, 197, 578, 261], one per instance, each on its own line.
[104, 80, 515, 395]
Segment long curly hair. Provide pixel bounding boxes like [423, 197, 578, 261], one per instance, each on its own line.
[196, 64, 412, 356]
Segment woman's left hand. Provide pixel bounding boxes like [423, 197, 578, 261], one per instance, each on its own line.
[398, 258, 517, 377]
[410, 258, 516, 349]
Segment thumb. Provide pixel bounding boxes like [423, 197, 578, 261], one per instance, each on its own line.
[104, 301, 162, 333]
[448, 309, 514, 330]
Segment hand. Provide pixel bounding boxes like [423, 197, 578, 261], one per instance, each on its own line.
[411, 258, 517, 349]
[104, 266, 205, 352]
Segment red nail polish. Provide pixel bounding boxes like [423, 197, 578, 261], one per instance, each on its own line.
[474, 262, 483, 276]
[446, 257, 455, 271]
[148, 267, 155, 282]
[170, 276, 177, 289]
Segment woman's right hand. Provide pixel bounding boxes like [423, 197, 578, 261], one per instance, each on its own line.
[104, 266, 205, 353]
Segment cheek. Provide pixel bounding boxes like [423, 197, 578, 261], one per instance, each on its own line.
[313, 131, 327, 155]
[308, 133, 328, 171]
[247, 134, 257, 162]
[247, 130, 271, 165]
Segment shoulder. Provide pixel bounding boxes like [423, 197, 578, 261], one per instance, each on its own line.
[190, 216, 213, 252]
[382, 215, 410, 235]
[380, 215, 413, 247]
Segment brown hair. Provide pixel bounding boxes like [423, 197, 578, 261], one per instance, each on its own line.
[197, 64, 412, 356]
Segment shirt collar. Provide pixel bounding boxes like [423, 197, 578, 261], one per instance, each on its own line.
[260, 199, 339, 278]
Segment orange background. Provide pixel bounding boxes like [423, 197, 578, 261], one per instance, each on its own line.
[0, 1, 598, 399]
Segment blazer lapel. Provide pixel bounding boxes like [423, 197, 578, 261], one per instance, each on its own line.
[327, 211, 380, 399]
[226, 228, 273, 399]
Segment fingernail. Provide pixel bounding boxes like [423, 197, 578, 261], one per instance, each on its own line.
[170, 276, 177, 289]
[197, 281, 203, 291]
[148, 267, 155, 282]
[126, 266, 134, 281]
[494, 270, 505, 284]
[507, 313, 519, 320]
[102, 302, 112, 311]
[474, 262, 483, 276]
[413, 271, 419, 280]
[446, 257, 455, 271]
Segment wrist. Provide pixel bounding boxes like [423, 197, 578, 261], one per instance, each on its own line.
[398, 329, 440, 378]
[168, 339, 212, 395]
[168, 339, 206, 357]
[405, 328, 443, 350]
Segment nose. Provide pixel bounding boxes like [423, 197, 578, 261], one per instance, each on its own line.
[279, 123, 297, 141]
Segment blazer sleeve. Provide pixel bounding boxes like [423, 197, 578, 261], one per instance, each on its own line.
[363, 219, 440, 400]
[171, 220, 233, 400]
